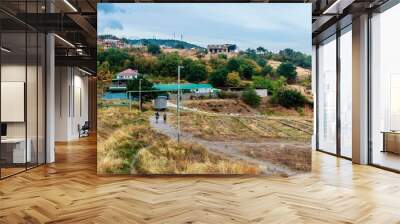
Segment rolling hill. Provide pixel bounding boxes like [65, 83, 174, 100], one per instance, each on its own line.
[98, 35, 205, 50]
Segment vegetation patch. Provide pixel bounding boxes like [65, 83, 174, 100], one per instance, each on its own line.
[271, 88, 308, 109]
[241, 88, 261, 108]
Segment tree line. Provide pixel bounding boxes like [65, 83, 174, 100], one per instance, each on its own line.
[97, 45, 308, 88]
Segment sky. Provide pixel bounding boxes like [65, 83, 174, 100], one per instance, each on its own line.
[98, 3, 311, 54]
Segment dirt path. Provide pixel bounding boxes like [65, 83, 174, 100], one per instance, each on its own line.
[149, 115, 298, 176]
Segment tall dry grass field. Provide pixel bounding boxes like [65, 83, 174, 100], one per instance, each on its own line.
[97, 106, 261, 174]
[167, 111, 312, 142]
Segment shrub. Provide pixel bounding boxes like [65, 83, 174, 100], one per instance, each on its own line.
[219, 91, 240, 99]
[256, 58, 267, 67]
[300, 76, 312, 90]
[147, 44, 161, 54]
[271, 88, 307, 108]
[209, 68, 228, 87]
[241, 88, 261, 107]
[276, 62, 297, 83]
[226, 58, 240, 71]
[239, 64, 255, 80]
[296, 107, 305, 116]
[218, 54, 228, 59]
[261, 65, 273, 77]
[252, 76, 286, 95]
[182, 59, 207, 83]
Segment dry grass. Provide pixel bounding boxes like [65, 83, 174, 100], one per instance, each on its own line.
[135, 140, 259, 174]
[168, 111, 312, 142]
[183, 99, 257, 115]
[97, 106, 261, 174]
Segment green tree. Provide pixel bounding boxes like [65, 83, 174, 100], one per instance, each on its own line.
[156, 53, 181, 77]
[209, 57, 227, 70]
[226, 58, 240, 72]
[97, 61, 111, 81]
[276, 62, 297, 83]
[244, 48, 257, 59]
[147, 44, 161, 54]
[260, 65, 273, 77]
[227, 72, 241, 87]
[255, 58, 267, 67]
[182, 59, 207, 83]
[278, 48, 311, 69]
[127, 76, 156, 110]
[239, 64, 255, 80]
[256, 46, 266, 54]
[97, 48, 130, 73]
[218, 54, 227, 60]
[129, 54, 157, 75]
[241, 88, 261, 108]
[209, 68, 228, 87]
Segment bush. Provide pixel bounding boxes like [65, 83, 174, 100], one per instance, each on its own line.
[239, 64, 255, 80]
[296, 107, 305, 116]
[219, 91, 240, 99]
[300, 76, 312, 90]
[260, 65, 273, 77]
[209, 68, 228, 87]
[241, 88, 261, 108]
[182, 59, 207, 83]
[271, 88, 307, 108]
[226, 58, 240, 71]
[276, 62, 297, 83]
[147, 44, 161, 54]
[252, 76, 286, 95]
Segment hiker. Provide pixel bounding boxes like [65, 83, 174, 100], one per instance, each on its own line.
[163, 113, 167, 123]
[155, 111, 160, 123]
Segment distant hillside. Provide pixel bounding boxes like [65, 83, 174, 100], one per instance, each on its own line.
[98, 34, 119, 40]
[98, 35, 204, 50]
[127, 39, 205, 50]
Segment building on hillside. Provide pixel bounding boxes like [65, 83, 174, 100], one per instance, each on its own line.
[97, 39, 127, 49]
[116, 69, 139, 79]
[207, 44, 236, 54]
[109, 69, 140, 92]
[153, 83, 220, 99]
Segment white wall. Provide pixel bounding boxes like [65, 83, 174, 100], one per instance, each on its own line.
[1, 63, 46, 164]
[55, 67, 89, 141]
[1, 64, 26, 138]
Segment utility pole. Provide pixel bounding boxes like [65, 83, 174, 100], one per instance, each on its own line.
[177, 66, 183, 143]
[139, 79, 142, 112]
[129, 92, 131, 111]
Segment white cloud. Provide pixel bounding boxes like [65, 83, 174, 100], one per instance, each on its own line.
[97, 3, 311, 53]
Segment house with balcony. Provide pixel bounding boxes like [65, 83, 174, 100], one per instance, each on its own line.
[109, 69, 140, 92]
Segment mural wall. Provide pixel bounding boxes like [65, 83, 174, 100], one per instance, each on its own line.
[97, 3, 313, 175]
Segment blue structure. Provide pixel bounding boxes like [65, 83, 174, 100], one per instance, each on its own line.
[153, 83, 217, 93]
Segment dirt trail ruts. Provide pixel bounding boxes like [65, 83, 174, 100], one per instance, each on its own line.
[149, 115, 298, 176]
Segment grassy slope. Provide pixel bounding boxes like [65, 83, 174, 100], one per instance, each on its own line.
[168, 111, 312, 142]
[97, 106, 261, 174]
